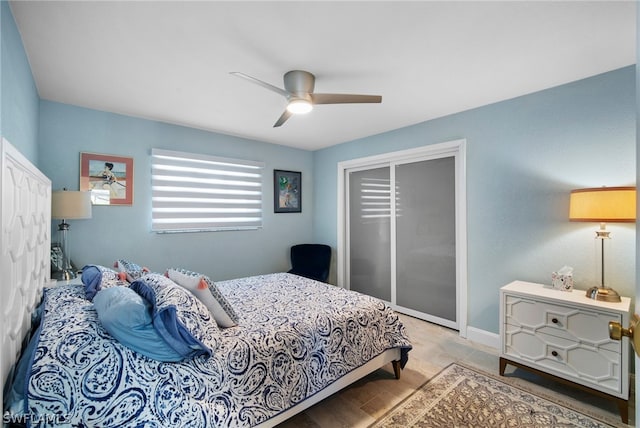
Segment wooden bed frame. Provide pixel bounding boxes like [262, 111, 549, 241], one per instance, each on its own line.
[0, 137, 402, 425]
[1, 138, 51, 401]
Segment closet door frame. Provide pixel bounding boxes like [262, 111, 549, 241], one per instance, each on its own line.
[337, 139, 468, 338]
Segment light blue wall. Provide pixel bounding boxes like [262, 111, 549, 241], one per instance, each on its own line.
[313, 67, 636, 334]
[38, 101, 314, 281]
[0, 1, 39, 162]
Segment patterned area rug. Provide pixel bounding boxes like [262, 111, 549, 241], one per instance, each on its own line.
[371, 363, 616, 428]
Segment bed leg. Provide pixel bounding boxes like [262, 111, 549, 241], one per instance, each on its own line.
[392, 360, 401, 379]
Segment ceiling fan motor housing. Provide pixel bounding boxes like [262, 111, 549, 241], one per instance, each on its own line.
[284, 70, 316, 97]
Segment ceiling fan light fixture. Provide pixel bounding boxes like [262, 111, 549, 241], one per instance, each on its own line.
[231, 70, 381, 126]
[286, 98, 313, 115]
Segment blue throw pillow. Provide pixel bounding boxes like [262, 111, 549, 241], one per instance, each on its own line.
[93, 286, 184, 362]
[81, 264, 127, 301]
[130, 273, 219, 359]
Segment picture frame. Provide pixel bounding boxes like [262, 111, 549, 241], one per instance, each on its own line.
[80, 152, 134, 205]
[274, 169, 301, 213]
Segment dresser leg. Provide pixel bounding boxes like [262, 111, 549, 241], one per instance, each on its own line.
[616, 397, 628, 424]
[499, 357, 507, 376]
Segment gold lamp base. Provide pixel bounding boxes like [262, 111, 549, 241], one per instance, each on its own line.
[586, 286, 621, 302]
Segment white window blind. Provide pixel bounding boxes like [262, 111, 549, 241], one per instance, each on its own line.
[151, 148, 264, 232]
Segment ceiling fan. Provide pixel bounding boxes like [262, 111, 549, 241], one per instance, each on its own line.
[230, 70, 382, 127]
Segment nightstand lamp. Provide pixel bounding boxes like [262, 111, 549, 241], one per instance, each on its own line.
[569, 186, 636, 302]
[51, 189, 92, 280]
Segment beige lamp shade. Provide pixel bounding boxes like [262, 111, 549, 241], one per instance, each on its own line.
[52, 190, 93, 220]
[569, 187, 636, 223]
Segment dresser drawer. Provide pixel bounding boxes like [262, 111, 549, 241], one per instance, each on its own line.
[504, 325, 622, 394]
[504, 294, 621, 353]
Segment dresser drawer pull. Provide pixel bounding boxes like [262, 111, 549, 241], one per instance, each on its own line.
[551, 350, 559, 357]
[552, 318, 559, 324]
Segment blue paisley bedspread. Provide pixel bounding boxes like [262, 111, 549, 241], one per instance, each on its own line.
[25, 273, 412, 427]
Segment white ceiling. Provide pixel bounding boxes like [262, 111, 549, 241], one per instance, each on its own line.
[9, 1, 636, 151]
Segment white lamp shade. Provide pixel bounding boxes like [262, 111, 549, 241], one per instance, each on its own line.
[52, 190, 92, 220]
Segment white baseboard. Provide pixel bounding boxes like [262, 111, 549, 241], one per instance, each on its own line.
[466, 326, 500, 350]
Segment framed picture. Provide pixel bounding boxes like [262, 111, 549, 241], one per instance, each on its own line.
[80, 152, 134, 205]
[274, 169, 301, 213]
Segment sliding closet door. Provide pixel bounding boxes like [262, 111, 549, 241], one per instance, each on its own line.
[339, 140, 466, 335]
[395, 157, 456, 325]
[348, 166, 391, 301]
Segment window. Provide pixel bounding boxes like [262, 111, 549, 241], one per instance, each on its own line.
[151, 149, 264, 232]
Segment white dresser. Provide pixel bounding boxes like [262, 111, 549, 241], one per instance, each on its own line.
[499, 280, 631, 423]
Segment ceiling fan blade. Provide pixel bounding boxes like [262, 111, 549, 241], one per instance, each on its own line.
[273, 109, 293, 128]
[230, 72, 289, 97]
[311, 93, 382, 105]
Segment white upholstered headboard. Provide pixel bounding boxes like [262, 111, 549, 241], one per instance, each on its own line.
[1, 138, 51, 394]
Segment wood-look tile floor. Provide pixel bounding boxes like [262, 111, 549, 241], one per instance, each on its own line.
[277, 314, 634, 428]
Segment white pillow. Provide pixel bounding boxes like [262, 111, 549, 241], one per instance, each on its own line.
[166, 268, 239, 328]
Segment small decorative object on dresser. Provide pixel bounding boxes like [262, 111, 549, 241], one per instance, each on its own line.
[499, 280, 631, 423]
[550, 265, 573, 291]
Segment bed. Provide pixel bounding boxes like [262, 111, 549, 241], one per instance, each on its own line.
[1, 139, 412, 427]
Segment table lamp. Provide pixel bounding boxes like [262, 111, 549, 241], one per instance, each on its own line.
[569, 186, 636, 302]
[51, 189, 92, 280]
